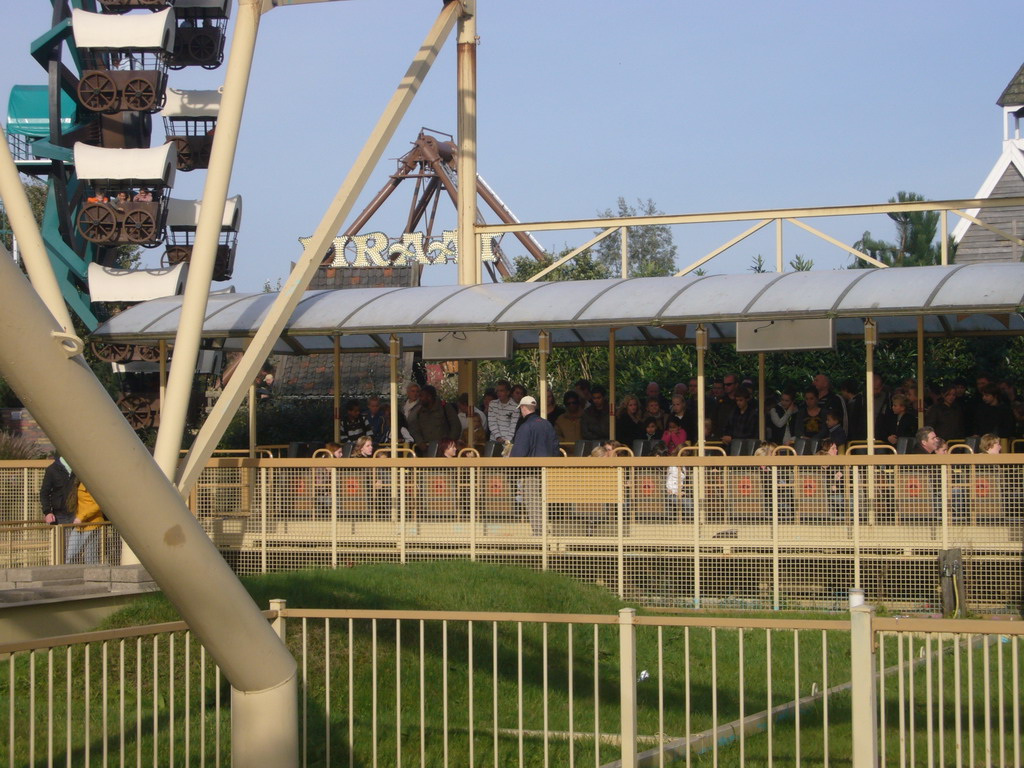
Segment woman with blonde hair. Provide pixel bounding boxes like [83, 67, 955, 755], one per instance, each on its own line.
[615, 394, 645, 444]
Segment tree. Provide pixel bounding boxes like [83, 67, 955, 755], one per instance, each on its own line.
[789, 254, 814, 271]
[592, 197, 677, 277]
[749, 253, 812, 273]
[851, 191, 954, 268]
[0, 181, 47, 252]
[506, 249, 610, 284]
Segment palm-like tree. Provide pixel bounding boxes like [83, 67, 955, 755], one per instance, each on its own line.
[852, 191, 955, 267]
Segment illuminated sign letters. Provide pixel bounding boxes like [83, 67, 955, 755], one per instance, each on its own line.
[298, 231, 495, 267]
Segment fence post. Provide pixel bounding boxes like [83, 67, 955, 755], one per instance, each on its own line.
[270, 598, 287, 643]
[850, 602, 878, 768]
[618, 607, 637, 767]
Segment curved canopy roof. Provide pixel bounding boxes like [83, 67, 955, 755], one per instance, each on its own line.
[166, 195, 242, 230]
[74, 142, 177, 185]
[71, 8, 175, 52]
[92, 263, 1024, 356]
[88, 262, 187, 303]
[161, 88, 222, 119]
[7, 85, 81, 138]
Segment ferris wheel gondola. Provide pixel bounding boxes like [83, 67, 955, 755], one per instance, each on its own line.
[71, 8, 176, 115]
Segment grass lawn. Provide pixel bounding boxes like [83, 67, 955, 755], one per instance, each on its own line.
[4, 562, 1013, 766]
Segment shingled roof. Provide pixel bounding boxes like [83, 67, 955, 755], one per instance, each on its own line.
[997, 62, 1024, 108]
[272, 264, 417, 398]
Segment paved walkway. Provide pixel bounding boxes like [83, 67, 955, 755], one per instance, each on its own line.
[0, 565, 159, 644]
[0, 564, 157, 604]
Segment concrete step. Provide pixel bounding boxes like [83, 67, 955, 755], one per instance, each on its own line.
[33, 584, 113, 601]
[10, 578, 85, 589]
[2, 564, 90, 583]
[0, 565, 157, 606]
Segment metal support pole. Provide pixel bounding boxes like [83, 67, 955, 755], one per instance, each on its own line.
[850, 604, 879, 768]
[538, 331, 549, 419]
[248, 383, 257, 459]
[609, 328, 616, 440]
[775, 219, 784, 272]
[940, 210, 948, 265]
[389, 334, 400, 458]
[456, 0, 479, 286]
[455, 1, 479, 440]
[0, 131, 75, 334]
[917, 317, 925, 429]
[758, 352, 766, 441]
[176, 2, 460, 494]
[154, 0, 266, 476]
[158, 340, 168, 420]
[696, 325, 707, 456]
[459, 360, 478, 444]
[0, 228, 298, 768]
[270, 598, 287, 642]
[618, 608, 638, 767]
[620, 226, 629, 279]
[864, 320, 877, 454]
[333, 336, 341, 443]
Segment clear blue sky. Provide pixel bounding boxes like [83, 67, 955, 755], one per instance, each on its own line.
[2, 0, 1021, 290]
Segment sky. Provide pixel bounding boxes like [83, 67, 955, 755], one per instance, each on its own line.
[1, 0, 1022, 292]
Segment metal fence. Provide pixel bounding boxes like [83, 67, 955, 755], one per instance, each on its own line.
[3, 455, 1023, 614]
[184, 455, 1024, 615]
[2, 604, 1022, 767]
[1, 520, 121, 569]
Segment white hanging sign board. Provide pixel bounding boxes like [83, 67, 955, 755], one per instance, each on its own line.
[422, 330, 511, 361]
[735, 318, 835, 353]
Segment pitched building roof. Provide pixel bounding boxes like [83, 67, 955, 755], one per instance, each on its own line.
[271, 264, 417, 397]
[997, 62, 1024, 108]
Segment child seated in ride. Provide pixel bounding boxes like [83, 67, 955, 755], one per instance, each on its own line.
[643, 417, 661, 442]
[661, 417, 687, 454]
[825, 409, 847, 448]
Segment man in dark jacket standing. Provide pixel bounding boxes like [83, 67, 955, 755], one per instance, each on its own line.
[510, 396, 558, 458]
[510, 396, 558, 534]
[40, 455, 76, 525]
[408, 385, 460, 450]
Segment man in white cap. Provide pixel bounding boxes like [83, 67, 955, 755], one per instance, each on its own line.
[509, 395, 558, 535]
[509, 395, 558, 458]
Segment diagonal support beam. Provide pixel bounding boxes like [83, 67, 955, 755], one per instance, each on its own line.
[176, 0, 460, 494]
[0, 129, 76, 334]
[786, 217, 889, 269]
[526, 227, 619, 282]
[950, 209, 1024, 249]
[675, 219, 772, 277]
[0, 210, 298, 767]
[154, 0, 267, 476]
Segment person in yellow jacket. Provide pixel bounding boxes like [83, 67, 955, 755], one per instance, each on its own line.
[66, 483, 106, 564]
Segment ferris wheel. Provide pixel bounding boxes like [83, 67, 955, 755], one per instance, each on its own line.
[6, 0, 238, 332]
[6, 0, 238, 427]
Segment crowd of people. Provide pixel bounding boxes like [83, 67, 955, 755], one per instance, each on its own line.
[85, 187, 154, 206]
[331, 370, 1023, 457]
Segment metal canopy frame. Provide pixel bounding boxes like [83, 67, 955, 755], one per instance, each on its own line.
[92, 262, 1024, 353]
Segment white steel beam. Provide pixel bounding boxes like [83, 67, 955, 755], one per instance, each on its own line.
[176, 0, 460, 494]
[0, 129, 76, 334]
[0, 227, 298, 767]
[154, 0, 266, 477]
